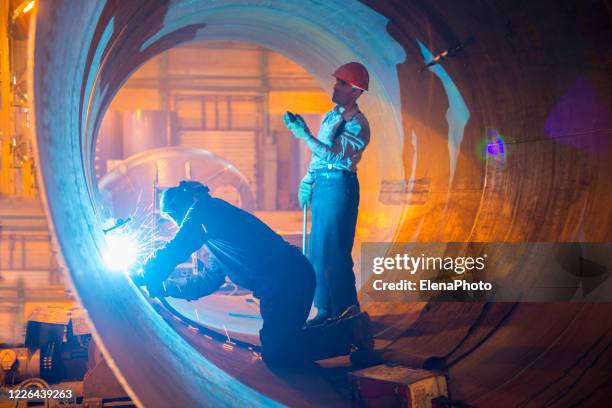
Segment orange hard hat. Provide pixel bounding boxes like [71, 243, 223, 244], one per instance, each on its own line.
[332, 62, 369, 91]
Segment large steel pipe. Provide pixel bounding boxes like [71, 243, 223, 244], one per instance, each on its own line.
[31, 0, 611, 406]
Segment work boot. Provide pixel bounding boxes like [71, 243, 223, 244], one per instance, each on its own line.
[350, 312, 374, 352]
[306, 309, 331, 327]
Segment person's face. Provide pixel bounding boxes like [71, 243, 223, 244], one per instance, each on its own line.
[332, 78, 362, 106]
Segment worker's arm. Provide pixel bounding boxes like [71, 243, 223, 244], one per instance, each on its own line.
[141, 206, 207, 284]
[285, 111, 369, 165]
[162, 259, 226, 301]
[305, 118, 370, 163]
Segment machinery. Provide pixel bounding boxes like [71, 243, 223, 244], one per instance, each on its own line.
[0, 309, 89, 387]
[0, 307, 134, 407]
[0, 307, 95, 406]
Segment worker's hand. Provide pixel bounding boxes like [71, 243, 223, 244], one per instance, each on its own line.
[130, 267, 164, 297]
[298, 180, 313, 208]
[283, 111, 312, 140]
[135, 255, 166, 298]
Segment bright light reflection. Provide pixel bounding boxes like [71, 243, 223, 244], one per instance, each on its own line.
[103, 231, 140, 272]
[22, 1, 35, 14]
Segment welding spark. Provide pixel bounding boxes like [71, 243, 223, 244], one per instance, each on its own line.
[223, 325, 231, 342]
[101, 206, 157, 273]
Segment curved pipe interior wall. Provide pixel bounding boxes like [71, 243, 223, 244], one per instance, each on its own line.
[32, 1, 406, 406]
[31, 0, 611, 407]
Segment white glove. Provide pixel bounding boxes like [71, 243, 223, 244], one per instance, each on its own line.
[283, 112, 312, 140]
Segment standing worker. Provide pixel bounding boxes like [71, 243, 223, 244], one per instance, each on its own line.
[135, 180, 374, 367]
[284, 62, 370, 325]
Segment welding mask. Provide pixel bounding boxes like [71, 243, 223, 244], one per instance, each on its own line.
[161, 181, 210, 226]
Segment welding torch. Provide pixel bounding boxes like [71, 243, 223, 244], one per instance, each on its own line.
[102, 217, 132, 235]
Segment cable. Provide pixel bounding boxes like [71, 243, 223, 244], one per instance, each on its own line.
[157, 296, 260, 352]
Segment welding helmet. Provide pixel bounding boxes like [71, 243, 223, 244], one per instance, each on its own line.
[332, 62, 369, 91]
[161, 181, 210, 225]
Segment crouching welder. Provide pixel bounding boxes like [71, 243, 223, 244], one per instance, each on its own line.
[135, 180, 374, 367]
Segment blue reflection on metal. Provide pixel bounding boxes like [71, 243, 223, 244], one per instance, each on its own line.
[82, 17, 114, 144]
[417, 40, 470, 184]
[477, 129, 507, 168]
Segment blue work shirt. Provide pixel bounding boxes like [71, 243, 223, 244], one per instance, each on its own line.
[303, 104, 370, 184]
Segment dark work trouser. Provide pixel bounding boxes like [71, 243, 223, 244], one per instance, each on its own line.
[259, 246, 356, 367]
[308, 173, 360, 317]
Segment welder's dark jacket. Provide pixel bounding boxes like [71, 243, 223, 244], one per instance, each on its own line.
[143, 197, 295, 300]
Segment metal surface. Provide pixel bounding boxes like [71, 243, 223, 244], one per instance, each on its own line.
[31, 2, 280, 407]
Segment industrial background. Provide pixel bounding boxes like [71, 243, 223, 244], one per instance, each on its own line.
[0, 0, 611, 407]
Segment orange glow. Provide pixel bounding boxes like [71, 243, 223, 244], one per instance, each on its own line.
[269, 91, 332, 115]
[111, 89, 159, 111]
[23, 301, 76, 323]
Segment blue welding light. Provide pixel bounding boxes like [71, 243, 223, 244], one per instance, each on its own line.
[103, 231, 140, 272]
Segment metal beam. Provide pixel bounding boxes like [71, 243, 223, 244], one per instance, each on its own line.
[0, 0, 12, 194]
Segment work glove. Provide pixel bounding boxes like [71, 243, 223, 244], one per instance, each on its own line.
[283, 111, 312, 140]
[132, 256, 165, 298]
[298, 180, 313, 208]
